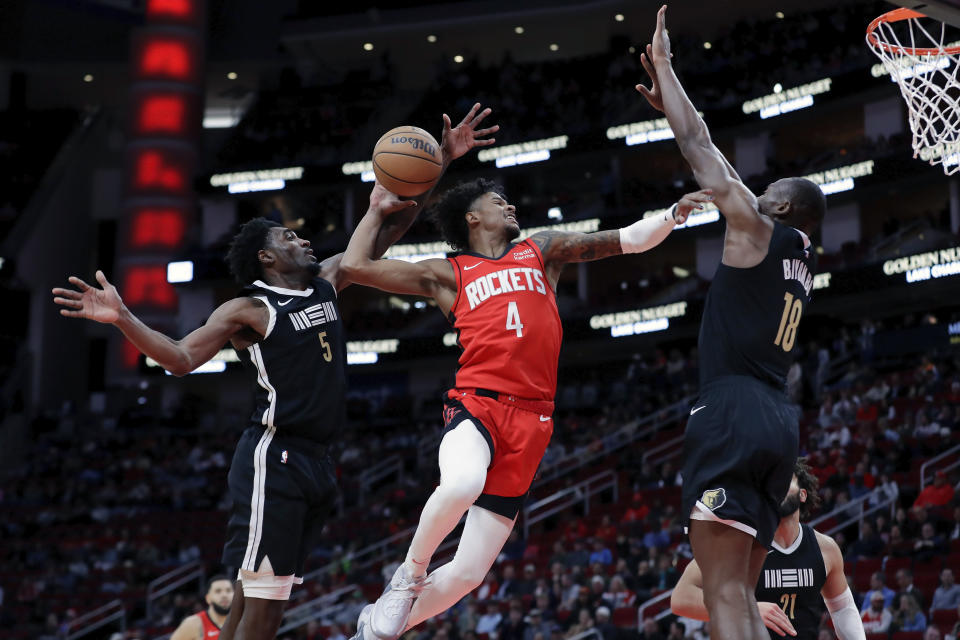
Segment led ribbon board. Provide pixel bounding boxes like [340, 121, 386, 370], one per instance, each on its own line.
[742, 78, 832, 119]
[882, 246, 960, 283]
[590, 302, 688, 338]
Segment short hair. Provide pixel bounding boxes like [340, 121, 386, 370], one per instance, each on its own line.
[428, 178, 504, 252]
[206, 574, 231, 592]
[226, 218, 282, 284]
[782, 177, 826, 227]
[795, 457, 821, 520]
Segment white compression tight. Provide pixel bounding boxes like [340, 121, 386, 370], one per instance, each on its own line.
[401, 420, 516, 630]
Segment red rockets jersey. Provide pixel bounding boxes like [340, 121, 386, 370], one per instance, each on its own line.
[447, 239, 562, 401]
[197, 611, 221, 639]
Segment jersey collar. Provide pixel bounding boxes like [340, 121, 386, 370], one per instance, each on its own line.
[771, 523, 803, 555]
[253, 280, 314, 296]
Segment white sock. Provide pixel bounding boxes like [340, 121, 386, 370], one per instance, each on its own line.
[403, 420, 490, 578]
[405, 505, 515, 630]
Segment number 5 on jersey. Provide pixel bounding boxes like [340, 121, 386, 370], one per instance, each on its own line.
[506, 301, 524, 337]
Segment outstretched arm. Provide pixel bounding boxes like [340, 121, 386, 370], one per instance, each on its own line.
[530, 189, 710, 289]
[671, 560, 797, 636]
[53, 271, 263, 376]
[339, 185, 457, 311]
[324, 103, 498, 290]
[638, 6, 766, 238]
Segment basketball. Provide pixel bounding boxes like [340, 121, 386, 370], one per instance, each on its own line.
[372, 126, 443, 197]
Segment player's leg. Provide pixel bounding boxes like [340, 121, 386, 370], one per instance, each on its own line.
[689, 520, 768, 640]
[365, 419, 491, 639]
[405, 420, 491, 574]
[229, 597, 285, 640]
[404, 504, 515, 629]
[218, 579, 244, 640]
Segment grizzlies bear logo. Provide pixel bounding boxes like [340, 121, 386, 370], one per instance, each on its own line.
[700, 488, 727, 511]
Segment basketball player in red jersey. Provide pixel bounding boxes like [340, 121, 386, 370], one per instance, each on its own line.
[170, 575, 234, 640]
[340, 179, 712, 640]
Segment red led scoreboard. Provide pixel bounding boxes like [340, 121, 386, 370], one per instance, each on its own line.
[120, 0, 204, 368]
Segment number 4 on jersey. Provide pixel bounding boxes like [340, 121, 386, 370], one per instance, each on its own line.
[506, 301, 524, 337]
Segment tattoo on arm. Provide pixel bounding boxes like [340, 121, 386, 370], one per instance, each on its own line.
[531, 230, 623, 264]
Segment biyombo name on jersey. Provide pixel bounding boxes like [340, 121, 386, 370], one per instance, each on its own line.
[783, 259, 814, 296]
[289, 301, 339, 331]
[465, 267, 548, 310]
[763, 568, 817, 589]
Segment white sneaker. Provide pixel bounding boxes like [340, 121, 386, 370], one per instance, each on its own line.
[369, 564, 427, 640]
[349, 604, 374, 640]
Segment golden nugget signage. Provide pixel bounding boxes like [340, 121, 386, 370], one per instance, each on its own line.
[882, 247, 960, 283]
[590, 302, 688, 337]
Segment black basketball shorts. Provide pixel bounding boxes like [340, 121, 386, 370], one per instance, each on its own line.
[222, 426, 339, 577]
[681, 375, 799, 548]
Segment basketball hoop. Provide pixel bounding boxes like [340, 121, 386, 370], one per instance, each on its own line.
[866, 8, 960, 174]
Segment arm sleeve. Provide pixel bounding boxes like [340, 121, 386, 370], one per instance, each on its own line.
[825, 587, 866, 640]
[619, 207, 676, 254]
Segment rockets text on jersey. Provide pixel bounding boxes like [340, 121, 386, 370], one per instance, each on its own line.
[448, 240, 562, 401]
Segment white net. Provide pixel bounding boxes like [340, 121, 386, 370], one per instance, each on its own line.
[867, 10, 960, 175]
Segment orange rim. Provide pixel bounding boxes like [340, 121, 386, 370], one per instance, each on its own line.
[867, 7, 960, 56]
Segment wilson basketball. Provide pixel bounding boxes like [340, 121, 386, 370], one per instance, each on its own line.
[372, 126, 443, 197]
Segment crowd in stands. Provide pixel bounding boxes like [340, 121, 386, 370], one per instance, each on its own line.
[3, 309, 959, 640]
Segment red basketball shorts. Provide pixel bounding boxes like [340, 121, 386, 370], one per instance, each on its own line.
[442, 388, 554, 518]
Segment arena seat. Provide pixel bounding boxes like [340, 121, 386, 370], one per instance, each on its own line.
[932, 608, 959, 628]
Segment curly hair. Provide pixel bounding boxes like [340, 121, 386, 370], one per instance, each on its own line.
[795, 456, 822, 520]
[427, 178, 504, 252]
[225, 217, 282, 285]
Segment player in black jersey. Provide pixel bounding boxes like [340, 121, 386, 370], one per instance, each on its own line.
[51, 104, 497, 640]
[638, 7, 827, 640]
[672, 459, 865, 640]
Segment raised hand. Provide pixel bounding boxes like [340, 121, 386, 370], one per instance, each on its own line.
[52, 270, 123, 323]
[636, 44, 664, 112]
[441, 102, 499, 163]
[369, 181, 418, 217]
[650, 5, 672, 64]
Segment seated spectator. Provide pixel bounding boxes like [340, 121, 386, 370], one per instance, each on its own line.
[458, 600, 480, 637]
[588, 539, 612, 566]
[604, 575, 636, 608]
[565, 609, 594, 639]
[476, 604, 503, 634]
[914, 411, 941, 439]
[926, 626, 944, 640]
[638, 617, 665, 640]
[913, 522, 947, 563]
[893, 594, 927, 632]
[932, 569, 960, 612]
[914, 471, 955, 508]
[897, 568, 927, 611]
[523, 609, 553, 640]
[886, 525, 914, 557]
[516, 563, 538, 597]
[860, 572, 896, 612]
[847, 520, 884, 560]
[594, 606, 619, 640]
[870, 472, 899, 507]
[655, 554, 679, 590]
[501, 529, 527, 562]
[498, 605, 527, 640]
[862, 591, 893, 633]
[594, 514, 617, 544]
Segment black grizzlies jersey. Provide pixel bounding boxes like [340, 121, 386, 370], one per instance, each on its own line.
[755, 524, 827, 640]
[699, 221, 815, 390]
[236, 278, 347, 442]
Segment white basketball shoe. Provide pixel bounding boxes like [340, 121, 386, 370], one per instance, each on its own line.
[368, 564, 427, 640]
